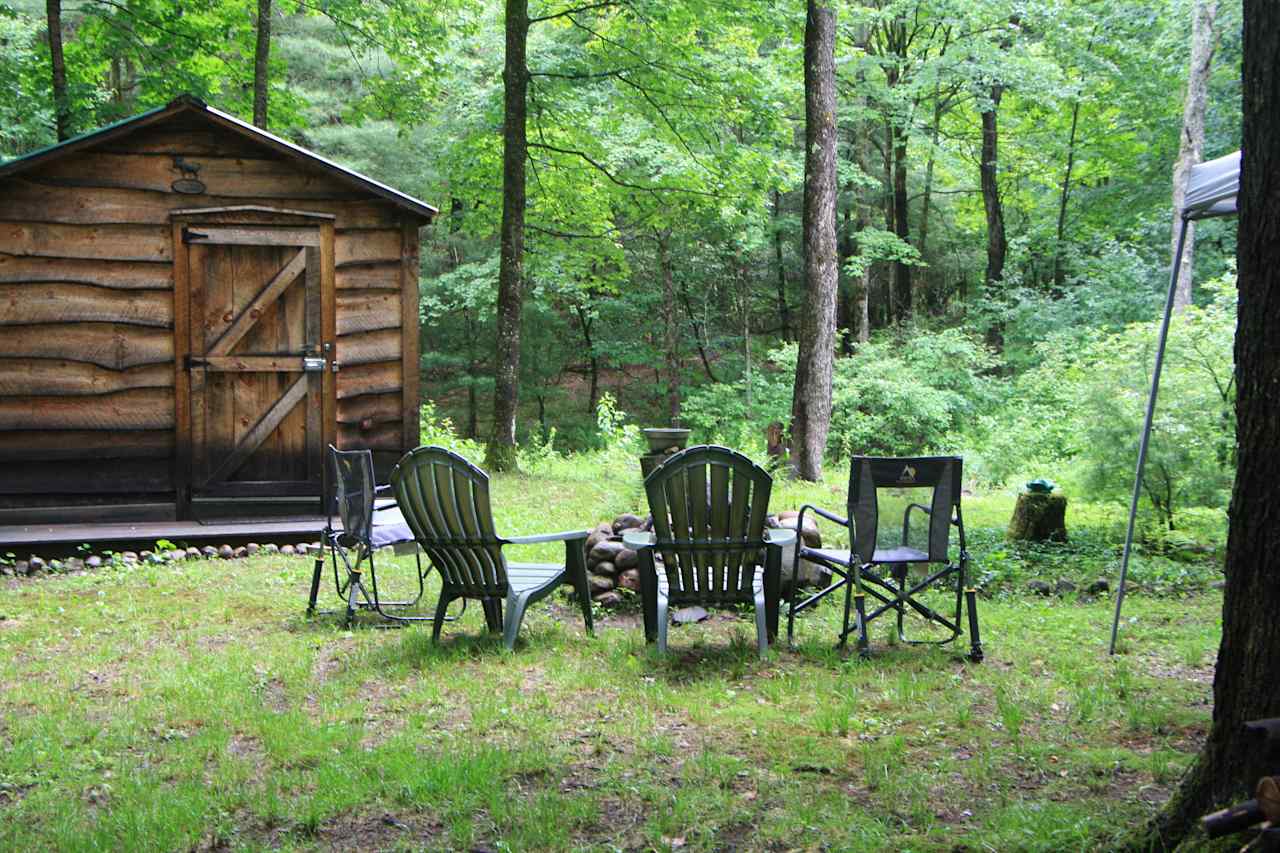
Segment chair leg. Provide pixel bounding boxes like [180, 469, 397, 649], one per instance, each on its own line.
[344, 572, 366, 625]
[965, 587, 984, 662]
[431, 592, 454, 643]
[481, 598, 503, 634]
[566, 541, 594, 634]
[307, 554, 325, 616]
[503, 590, 534, 651]
[765, 547, 782, 643]
[639, 550, 659, 644]
[656, 593, 669, 654]
[754, 594, 769, 659]
[839, 574, 855, 649]
[854, 593, 870, 659]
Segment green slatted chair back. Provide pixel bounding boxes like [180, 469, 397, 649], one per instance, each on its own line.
[391, 446, 508, 597]
[644, 445, 773, 606]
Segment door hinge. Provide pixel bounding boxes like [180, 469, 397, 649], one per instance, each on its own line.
[302, 357, 326, 373]
[182, 228, 209, 244]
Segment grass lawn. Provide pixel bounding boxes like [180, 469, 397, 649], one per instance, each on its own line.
[0, 459, 1222, 851]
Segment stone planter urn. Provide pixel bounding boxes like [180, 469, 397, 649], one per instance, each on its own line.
[639, 427, 691, 478]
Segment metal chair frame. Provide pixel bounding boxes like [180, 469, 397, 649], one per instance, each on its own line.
[786, 455, 982, 661]
[306, 445, 462, 626]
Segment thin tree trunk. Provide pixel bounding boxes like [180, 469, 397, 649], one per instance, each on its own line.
[891, 127, 911, 322]
[1172, 0, 1220, 310]
[466, 308, 479, 438]
[486, 0, 529, 471]
[773, 189, 792, 342]
[1135, 2, 1280, 847]
[790, 0, 839, 481]
[918, 95, 942, 289]
[1053, 97, 1082, 293]
[980, 84, 1007, 350]
[574, 305, 599, 415]
[677, 284, 719, 382]
[657, 230, 681, 423]
[253, 0, 273, 129]
[46, 0, 70, 141]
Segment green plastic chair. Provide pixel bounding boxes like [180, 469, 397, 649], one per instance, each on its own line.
[390, 446, 593, 650]
[624, 445, 794, 658]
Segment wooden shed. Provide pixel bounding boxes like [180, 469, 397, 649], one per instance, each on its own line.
[0, 95, 435, 524]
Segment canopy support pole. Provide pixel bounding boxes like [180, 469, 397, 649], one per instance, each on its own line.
[1109, 216, 1191, 654]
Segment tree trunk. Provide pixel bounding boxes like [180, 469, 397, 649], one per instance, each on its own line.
[46, 0, 70, 142]
[1052, 97, 1082, 294]
[1137, 2, 1280, 846]
[657, 230, 681, 423]
[1172, 0, 1220, 310]
[980, 84, 1007, 350]
[789, 0, 839, 482]
[773, 189, 792, 342]
[253, 0, 273, 129]
[486, 0, 529, 472]
[980, 85, 1007, 289]
[891, 127, 912, 322]
[466, 308, 479, 438]
[574, 305, 599, 416]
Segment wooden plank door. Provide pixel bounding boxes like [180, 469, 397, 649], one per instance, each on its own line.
[177, 221, 335, 516]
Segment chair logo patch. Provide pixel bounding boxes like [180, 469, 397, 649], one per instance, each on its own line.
[899, 465, 917, 483]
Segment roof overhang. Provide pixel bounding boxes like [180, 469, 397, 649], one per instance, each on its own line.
[0, 95, 437, 222]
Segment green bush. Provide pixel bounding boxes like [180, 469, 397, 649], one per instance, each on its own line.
[683, 329, 996, 459]
[977, 272, 1237, 530]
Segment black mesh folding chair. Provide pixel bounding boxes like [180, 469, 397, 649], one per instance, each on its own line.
[785, 456, 982, 660]
[306, 445, 463, 625]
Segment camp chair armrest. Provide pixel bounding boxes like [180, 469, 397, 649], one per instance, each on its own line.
[798, 504, 848, 528]
[504, 530, 590, 545]
[374, 482, 394, 494]
[623, 530, 656, 549]
[764, 528, 796, 548]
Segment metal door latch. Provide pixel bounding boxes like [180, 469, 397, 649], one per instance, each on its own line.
[302, 357, 326, 372]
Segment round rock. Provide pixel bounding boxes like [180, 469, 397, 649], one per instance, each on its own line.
[588, 574, 615, 593]
[616, 568, 641, 591]
[592, 590, 623, 607]
[201, 546, 219, 559]
[185, 547, 201, 560]
[264, 543, 279, 554]
[246, 543, 261, 556]
[281, 544, 296, 556]
[588, 539, 625, 565]
[218, 545, 234, 559]
[614, 548, 639, 571]
[612, 513, 644, 534]
[591, 561, 617, 577]
[85, 555, 103, 569]
[232, 546, 248, 559]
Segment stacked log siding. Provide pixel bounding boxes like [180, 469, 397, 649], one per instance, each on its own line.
[0, 103, 430, 516]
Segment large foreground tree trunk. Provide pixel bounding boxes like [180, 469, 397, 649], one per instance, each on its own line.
[46, 0, 70, 141]
[253, 0, 273, 129]
[1138, 3, 1280, 846]
[789, 0, 838, 481]
[486, 0, 529, 472]
[1171, 0, 1219, 310]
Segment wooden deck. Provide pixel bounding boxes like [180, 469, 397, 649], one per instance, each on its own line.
[0, 517, 328, 554]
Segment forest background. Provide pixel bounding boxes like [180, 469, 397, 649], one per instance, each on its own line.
[0, 0, 1243, 543]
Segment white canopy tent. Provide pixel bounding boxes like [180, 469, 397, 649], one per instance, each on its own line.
[1109, 150, 1240, 654]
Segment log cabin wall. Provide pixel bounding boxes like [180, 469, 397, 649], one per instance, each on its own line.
[0, 107, 427, 520]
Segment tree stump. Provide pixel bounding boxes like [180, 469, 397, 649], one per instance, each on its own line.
[1007, 492, 1068, 542]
